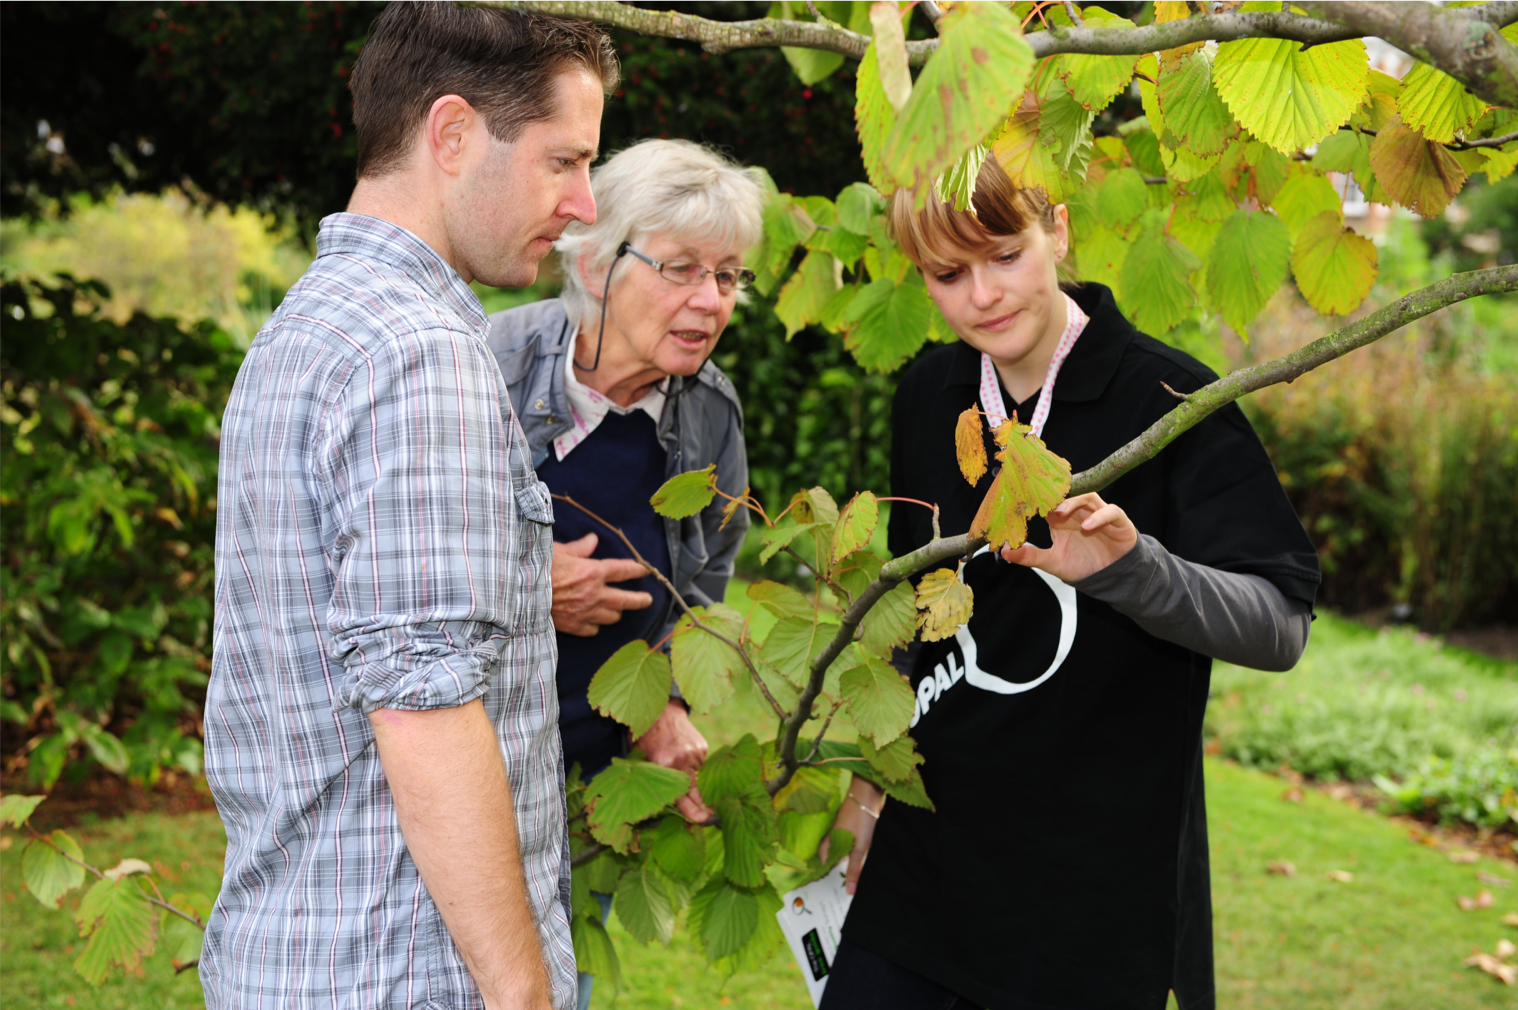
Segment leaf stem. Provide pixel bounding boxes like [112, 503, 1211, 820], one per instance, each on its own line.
[28, 829, 206, 929]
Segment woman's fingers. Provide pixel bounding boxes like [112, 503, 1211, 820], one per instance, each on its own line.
[1049, 492, 1107, 521]
[1080, 502, 1132, 534]
[1000, 542, 1051, 567]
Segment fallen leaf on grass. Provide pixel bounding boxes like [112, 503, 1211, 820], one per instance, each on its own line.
[1408, 828, 1440, 848]
[1478, 870, 1513, 888]
[1323, 783, 1353, 801]
[1463, 949, 1517, 985]
[1447, 849, 1480, 864]
[1266, 860, 1297, 876]
[1502, 912, 1518, 927]
[1458, 890, 1495, 911]
[1326, 869, 1354, 883]
[1281, 787, 1304, 803]
[1499, 939, 1517, 959]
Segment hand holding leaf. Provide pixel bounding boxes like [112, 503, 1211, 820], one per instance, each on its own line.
[968, 416, 1072, 550]
[1001, 492, 1139, 583]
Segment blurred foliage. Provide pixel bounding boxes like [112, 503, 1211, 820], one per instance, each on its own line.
[1, 274, 240, 789]
[1421, 173, 1518, 277]
[1, 189, 308, 345]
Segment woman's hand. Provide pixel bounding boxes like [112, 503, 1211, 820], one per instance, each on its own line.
[818, 776, 885, 895]
[1000, 492, 1138, 583]
[632, 701, 713, 823]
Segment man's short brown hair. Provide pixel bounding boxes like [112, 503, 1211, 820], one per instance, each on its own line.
[888, 156, 1058, 267]
[350, 2, 619, 179]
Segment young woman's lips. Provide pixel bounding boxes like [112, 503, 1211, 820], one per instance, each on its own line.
[977, 310, 1020, 332]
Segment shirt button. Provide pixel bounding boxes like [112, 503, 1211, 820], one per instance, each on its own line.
[533, 398, 546, 411]
[548, 415, 559, 424]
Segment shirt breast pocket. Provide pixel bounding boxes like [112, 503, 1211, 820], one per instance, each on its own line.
[514, 477, 555, 527]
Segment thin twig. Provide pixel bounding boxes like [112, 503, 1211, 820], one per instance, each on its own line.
[1160, 381, 1190, 401]
[29, 831, 206, 929]
[804, 699, 845, 764]
[1062, 1, 1085, 26]
[551, 493, 787, 720]
[1450, 128, 1518, 150]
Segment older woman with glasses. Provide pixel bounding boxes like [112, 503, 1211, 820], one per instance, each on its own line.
[485, 140, 763, 962]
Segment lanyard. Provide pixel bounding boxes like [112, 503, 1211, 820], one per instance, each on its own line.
[978, 292, 1088, 439]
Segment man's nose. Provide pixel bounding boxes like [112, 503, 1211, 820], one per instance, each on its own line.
[561, 171, 596, 226]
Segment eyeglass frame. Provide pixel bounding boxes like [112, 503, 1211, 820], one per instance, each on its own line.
[620, 244, 757, 294]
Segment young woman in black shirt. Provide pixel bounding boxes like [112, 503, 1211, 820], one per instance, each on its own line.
[817, 158, 1320, 1010]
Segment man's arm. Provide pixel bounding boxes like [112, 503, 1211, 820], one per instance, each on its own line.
[371, 700, 550, 1010]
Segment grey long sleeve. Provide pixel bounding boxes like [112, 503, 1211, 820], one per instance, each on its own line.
[1071, 534, 1311, 671]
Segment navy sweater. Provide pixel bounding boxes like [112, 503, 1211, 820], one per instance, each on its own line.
[536, 409, 671, 775]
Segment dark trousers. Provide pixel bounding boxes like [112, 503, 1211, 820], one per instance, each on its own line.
[819, 939, 982, 1010]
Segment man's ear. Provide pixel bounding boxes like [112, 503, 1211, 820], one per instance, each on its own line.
[424, 93, 478, 178]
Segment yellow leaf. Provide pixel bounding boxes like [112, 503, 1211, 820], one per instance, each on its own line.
[1367, 115, 1467, 218]
[914, 566, 973, 643]
[1291, 212, 1378, 316]
[969, 417, 1072, 550]
[954, 404, 987, 485]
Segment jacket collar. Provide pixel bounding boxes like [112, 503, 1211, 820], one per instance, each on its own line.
[940, 282, 1132, 403]
[316, 213, 486, 333]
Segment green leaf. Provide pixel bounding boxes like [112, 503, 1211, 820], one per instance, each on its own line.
[1291, 211, 1378, 316]
[1270, 172, 1343, 238]
[1156, 50, 1236, 157]
[647, 815, 706, 882]
[572, 914, 622, 986]
[782, 45, 845, 86]
[882, 1, 1034, 194]
[789, 487, 840, 527]
[831, 547, 883, 602]
[73, 876, 157, 985]
[159, 892, 211, 969]
[1118, 227, 1201, 334]
[758, 522, 815, 564]
[859, 733, 926, 784]
[836, 182, 885, 235]
[933, 142, 989, 212]
[969, 414, 1075, 550]
[1096, 167, 1150, 231]
[1174, 169, 1236, 224]
[775, 250, 842, 339]
[670, 603, 747, 715]
[882, 766, 935, 811]
[1205, 209, 1291, 336]
[760, 616, 839, 688]
[22, 830, 86, 908]
[1211, 37, 1368, 155]
[709, 882, 785, 976]
[1482, 142, 1518, 184]
[615, 860, 676, 945]
[773, 766, 843, 816]
[1037, 84, 1097, 175]
[1312, 130, 1389, 204]
[859, 580, 917, 660]
[831, 492, 878, 565]
[869, 0, 913, 112]
[584, 759, 692, 853]
[699, 735, 767, 805]
[1397, 61, 1487, 144]
[0, 794, 45, 827]
[587, 642, 672, 738]
[806, 224, 870, 269]
[650, 465, 718, 519]
[96, 630, 132, 676]
[1053, 6, 1138, 112]
[747, 581, 812, 621]
[819, 828, 855, 874]
[583, 849, 627, 896]
[78, 723, 129, 776]
[715, 794, 778, 888]
[1368, 115, 1468, 217]
[1076, 223, 1131, 295]
[842, 275, 932, 373]
[838, 648, 915, 746]
[854, 42, 899, 193]
[690, 878, 759, 961]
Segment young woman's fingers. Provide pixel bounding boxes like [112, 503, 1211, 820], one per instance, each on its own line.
[1049, 492, 1107, 520]
[1000, 542, 1051, 567]
[1079, 502, 1132, 534]
[844, 840, 869, 894]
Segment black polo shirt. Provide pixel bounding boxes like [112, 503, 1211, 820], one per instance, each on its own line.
[842, 283, 1319, 1010]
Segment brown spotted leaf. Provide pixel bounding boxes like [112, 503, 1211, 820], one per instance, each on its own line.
[968, 418, 1072, 550]
[914, 565, 973, 643]
[954, 404, 988, 486]
[1368, 115, 1468, 218]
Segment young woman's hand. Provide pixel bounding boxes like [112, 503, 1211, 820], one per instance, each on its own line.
[818, 776, 885, 895]
[1000, 492, 1138, 582]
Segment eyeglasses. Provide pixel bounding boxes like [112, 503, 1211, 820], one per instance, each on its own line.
[622, 245, 756, 294]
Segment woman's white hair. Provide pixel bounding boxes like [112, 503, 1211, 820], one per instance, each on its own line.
[556, 139, 768, 328]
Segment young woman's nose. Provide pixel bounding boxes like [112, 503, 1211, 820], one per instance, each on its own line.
[969, 268, 1001, 311]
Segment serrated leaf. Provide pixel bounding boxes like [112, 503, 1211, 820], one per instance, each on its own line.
[22, 830, 86, 908]
[759, 522, 815, 564]
[711, 883, 784, 976]
[1175, 169, 1237, 224]
[969, 417, 1074, 550]
[583, 848, 627, 895]
[869, 0, 912, 112]
[584, 759, 692, 853]
[838, 648, 915, 746]
[806, 225, 870, 269]
[831, 492, 878, 565]
[1156, 50, 1236, 157]
[955, 404, 988, 485]
[882, 766, 935, 810]
[934, 142, 989, 212]
[160, 892, 211, 968]
[572, 914, 622, 986]
[914, 566, 974, 643]
[699, 735, 767, 805]
[73, 876, 157, 985]
[859, 580, 917, 660]
[760, 616, 839, 688]
[1097, 167, 1150, 231]
[855, 42, 899, 192]
[1076, 223, 1131, 295]
[837, 182, 885, 235]
[715, 794, 777, 888]
[1270, 172, 1343, 237]
[647, 815, 706, 881]
[773, 766, 842, 816]
[1368, 115, 1468, 217]
[859, 733, 925, 784]
[883, 1, 1034, 195]
[1291, 211, 1378, 316]
[775, 250, 842, 339]
[1119, 227, 1201, 334]
[747, 581, 813, 621]
[1482, 143, 1518, 184]
[587, 642, 672, 738]
[0, 794, 45, 827]
[1124, 126, 1166, 179]
[832, 548, 883, 603]
[789, 487, 840, 527]
[993, 89, 1087, 203]
[1038, 85, 1097, 175]
[1054, 5, 1138, 112]
[615, 861, 676, 945]
[841, 275, 932, 373]
[1161, 142, 1222, 183]
[671, 603, 747, 715]
[1212, 37, 1368, 155]
[650, 465, 718, 519]
[1205, 209, 1291, 336]
[691, 878, 759, 960]
[1312, 129, 1390, 204]
[1398, 61, 1487, 144]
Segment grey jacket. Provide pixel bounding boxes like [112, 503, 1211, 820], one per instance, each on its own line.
[485, 298, 750, 641]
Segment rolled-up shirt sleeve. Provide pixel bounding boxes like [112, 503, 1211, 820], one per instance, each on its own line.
[323, 327, 523, 713]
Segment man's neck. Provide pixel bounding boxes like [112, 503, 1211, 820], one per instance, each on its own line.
[992, 291, 1068, 405]
[347, 173, 467, 282]
[571, 330, 668, 408]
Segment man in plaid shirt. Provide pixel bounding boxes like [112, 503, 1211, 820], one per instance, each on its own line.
[204, 6, 617, 1008]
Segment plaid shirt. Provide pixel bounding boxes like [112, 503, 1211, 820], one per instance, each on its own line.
[204, 213, 575, 1010]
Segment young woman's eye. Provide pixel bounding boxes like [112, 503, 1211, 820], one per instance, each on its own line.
[933, 269, 962, 284]
[995, 250, 1023, 266]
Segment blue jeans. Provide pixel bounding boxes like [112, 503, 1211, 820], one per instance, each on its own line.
[575, 891, 615, 1010]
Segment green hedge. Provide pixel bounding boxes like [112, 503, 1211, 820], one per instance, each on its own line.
[1, 275, 239, 787]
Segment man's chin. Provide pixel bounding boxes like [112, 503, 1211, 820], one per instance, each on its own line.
[475, 259, 540, 291]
